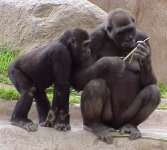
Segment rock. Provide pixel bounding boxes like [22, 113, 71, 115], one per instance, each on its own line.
[136, 0, 167, 83]
[0, 0, 107, 50]
[0, 100, 167, 150]
[89, 0, 138, 15]
[1, 124, 167, 150]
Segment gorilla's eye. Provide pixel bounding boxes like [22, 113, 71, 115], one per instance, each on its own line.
[83, 40, 91, 47]
[126, 27, 135, 34]
[84, 42, 90, 47]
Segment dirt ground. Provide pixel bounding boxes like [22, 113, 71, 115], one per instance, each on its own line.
[0, 100, 167, 150]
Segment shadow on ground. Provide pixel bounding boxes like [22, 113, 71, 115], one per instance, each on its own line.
[0, 100, 167, 150]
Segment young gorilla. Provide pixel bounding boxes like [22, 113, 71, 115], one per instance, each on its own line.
[8, 28, 91, 132]
[71, 9, 160, 143]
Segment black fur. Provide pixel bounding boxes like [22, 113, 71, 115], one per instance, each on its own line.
[71, 9, 160, 143]
[8, 28, 91, 132]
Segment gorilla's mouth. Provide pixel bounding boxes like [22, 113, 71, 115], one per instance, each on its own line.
[122, 40, 136, 50]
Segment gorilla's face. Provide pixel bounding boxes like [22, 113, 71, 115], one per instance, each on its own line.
[114, 25, 136, 50]
[107, 23, 136, 50]
[106, 11, 136, 50]
[69, 29, 91, 64]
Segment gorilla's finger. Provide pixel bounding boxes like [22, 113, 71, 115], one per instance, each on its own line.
[135, 50, 147, 57]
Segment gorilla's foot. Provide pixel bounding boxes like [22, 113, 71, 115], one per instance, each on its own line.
[54, 122, 71, 131]
[85, 123, 116, 144]
[39, 109, 56, 128]
[40, 120, 54, 128]
[96, 128, 117, 144]
[119, 124, 141, 140]
[11, 119, 38, 132]
[54, 110, 71, 131]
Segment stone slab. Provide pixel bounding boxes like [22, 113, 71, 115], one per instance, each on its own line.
[0, 101, 167, 150]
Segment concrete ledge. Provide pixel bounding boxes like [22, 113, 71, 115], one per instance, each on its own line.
[0, 100, 167, 150]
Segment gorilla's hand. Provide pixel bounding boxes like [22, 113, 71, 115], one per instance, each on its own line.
[99, 57, 125, 75]
[135, 41, 151, 65]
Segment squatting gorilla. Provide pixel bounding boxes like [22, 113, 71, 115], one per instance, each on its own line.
[8, 28, 91, 132]
[72, 9, 160, 143]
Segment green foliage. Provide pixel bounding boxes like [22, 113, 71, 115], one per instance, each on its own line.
[0, 87, 19, 100]
[70, 89, 80, 104]
[157, 102, 167, 110]
[157, 82, 167, 98]
[0, 76, 10, 84]
[0, 44, 20, 84]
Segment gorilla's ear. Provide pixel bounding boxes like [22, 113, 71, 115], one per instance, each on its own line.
[68, 37, 76, 47]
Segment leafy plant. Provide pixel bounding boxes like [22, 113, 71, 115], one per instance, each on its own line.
[157, 82, 167, 98]
[0, 44, 20, 84]
[0, 87, 19, 100]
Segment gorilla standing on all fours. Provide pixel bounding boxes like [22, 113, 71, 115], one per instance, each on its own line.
[8, 28, 91, 132]
[72, 8, 160, 143]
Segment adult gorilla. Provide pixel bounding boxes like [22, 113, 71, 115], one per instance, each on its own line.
[72, 8, 160, 143]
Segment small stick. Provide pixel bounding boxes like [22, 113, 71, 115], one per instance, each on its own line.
[123, 37, 150, 61]
[143, 37, 151, 42]
[112, 134, 167, 142]
[129, 51, 134, 63]
[111, 131, 167, 142]
[123, 47, 137, 61]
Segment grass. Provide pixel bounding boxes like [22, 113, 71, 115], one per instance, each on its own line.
[157, 102, 167, 110]
[0, 44, 20, 84]
[0, 87, 19, 100]
[0, 44, 167, 108]
[157, 82, 167, 98]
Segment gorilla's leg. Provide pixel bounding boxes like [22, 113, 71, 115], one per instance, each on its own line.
[81, 78, 115, 144]
[130, 85, 160, 125]
[40, 84, 71, 130]
[40, 109, 56, 128]
[119, 85, 160, 140]
[35, 90, 50, 124]
[9, 69, 38, 132]
[52, 84, 71, 131]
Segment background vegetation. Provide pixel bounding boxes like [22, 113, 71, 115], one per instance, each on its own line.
[0, 45, 167, 108]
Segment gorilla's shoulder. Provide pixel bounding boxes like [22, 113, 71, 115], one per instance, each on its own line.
[90, 25, 107, 41]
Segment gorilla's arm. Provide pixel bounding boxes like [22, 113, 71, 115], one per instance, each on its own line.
[52, 50, 71, 122]
[140, 58, 157, 86]
[72, 27, 115, 91]
[71, 27, 105, 91]
[89, 26, 107, 57]
[72, 57, 125, 91]
[72, 60, 104, 91]
[135, 32, 157, 86]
